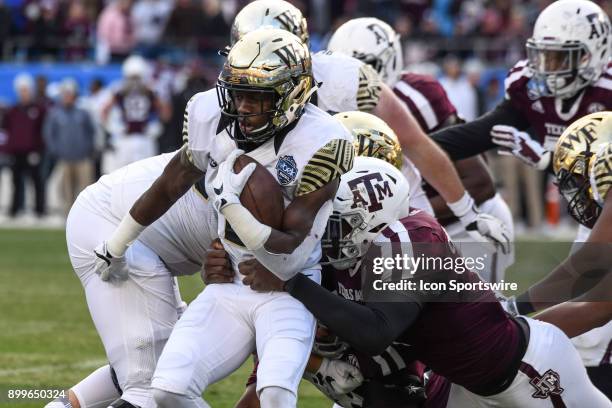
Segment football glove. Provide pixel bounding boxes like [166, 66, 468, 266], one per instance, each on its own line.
[491, 125, 551, 170]
[304, 358, 364, 402]
[93, 241, 129, 282]
[211, 149, 256, 213]
[449, 193, 511, 254]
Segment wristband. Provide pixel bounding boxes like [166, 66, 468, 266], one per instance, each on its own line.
[447, 191, 477, 224]
[106, 213, 146, 256]
[222, 203, 272, 251]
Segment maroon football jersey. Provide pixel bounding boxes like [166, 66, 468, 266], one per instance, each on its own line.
[327, 209, 523, 393]
[115, 86, 157, 135]
[393, 72, 458, 133]
[505, 60, 612, 150]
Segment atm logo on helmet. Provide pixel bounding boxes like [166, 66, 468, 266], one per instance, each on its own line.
[348, 172, 393, 212]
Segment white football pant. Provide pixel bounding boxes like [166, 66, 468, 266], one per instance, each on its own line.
[151, 277, 318, 407]
[66, 200, 181, 408]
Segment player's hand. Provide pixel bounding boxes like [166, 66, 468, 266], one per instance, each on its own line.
[211, 149, 256, 213]
[239, 259, 285, 292]
[313, 325, 350, 359]
[202, 239, 234, 284]
[93, 241, 129, 282]
[463, 211, 512, 255]
[491, 125, 551, 170]
[305, 358, 364, 400]
[234, 383, 260, 408]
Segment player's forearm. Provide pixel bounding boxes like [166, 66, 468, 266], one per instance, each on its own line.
[430, 100, 529, 160]
[409, 136, 466, 203]
[285, 273, 420, 356]
[523, 248, 612, 312]
[429, 157, 496, 221]
[225, 200, 332, 280]
[535, 302, 612, 338]
[107, 151, 202, 256]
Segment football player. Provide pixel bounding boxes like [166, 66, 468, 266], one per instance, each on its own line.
[45, 150, 217, 408]
[327, 18, 514, 283]
[229, 0, 510, 251]
[427, 0, 612, 391]
[238, 155, 610, 407]
[227, 114, 434, 408]
[101, 55, 168, 171]
[508, 112, 612, 398]
[128, 29, 349, 408]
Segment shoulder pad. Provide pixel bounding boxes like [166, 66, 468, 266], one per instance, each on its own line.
[297, 138, 354, 196]
[357, 64, 382, 112]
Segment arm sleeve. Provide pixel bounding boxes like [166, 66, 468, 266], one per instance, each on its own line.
[285, 273, 422, 356]
[430, 99, 530, 160]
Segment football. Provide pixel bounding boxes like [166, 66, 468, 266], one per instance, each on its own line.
[233, 154, 284, 230]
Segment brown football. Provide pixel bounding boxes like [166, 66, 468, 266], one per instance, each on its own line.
[233, 155, 284, 230]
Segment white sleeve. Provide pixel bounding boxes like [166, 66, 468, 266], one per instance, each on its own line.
[182, 90, 220, 172]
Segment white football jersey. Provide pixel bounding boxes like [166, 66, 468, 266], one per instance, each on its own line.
[312, 51, 382, 114]
[312, 51, 432, 214]
[79, 152, 216, 276]
[183, 89, 354, 279]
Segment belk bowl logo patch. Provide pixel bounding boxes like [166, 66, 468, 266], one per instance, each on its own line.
[276, 155, 298, 185]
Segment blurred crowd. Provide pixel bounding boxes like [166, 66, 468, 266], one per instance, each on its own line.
[0, 0, 602, 233]
[6, 0, 612, 63]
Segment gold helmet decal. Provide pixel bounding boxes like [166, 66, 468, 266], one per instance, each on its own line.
[216, 28, 315, 144]
[231, 0, 309, 45]
[553, 111, 612, 227]
[334, 111, 403, 170]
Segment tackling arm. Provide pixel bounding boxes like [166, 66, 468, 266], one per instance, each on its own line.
[427, 156, 496, 223]
[430, 99, 530, 160]
[284, 272, 421, 356]
[373, 84, 465, 204]
[516, 192, 612, 314]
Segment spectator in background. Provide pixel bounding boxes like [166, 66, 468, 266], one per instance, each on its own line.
[63, 1, 93, 61]
[131, 0, 173, 58]
[3, 74, 47, 217]
[43, 78, 95, 216]
[163, 0, 199, 47]
[96, 0, 135, 63]
[160, 58, 211, 153]
[196, 0, 231, 55]
[439, 54, 478, 121]
[80, 77, 111, 181]
[24, 0, 60, 59]
[0, 0, 11, 60]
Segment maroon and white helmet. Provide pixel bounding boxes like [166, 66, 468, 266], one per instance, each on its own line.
[526, 0, 611, 97]
[328, 17, 403, 86]
[322, 156, 410, 269]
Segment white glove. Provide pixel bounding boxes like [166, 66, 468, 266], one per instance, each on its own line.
[211, 149, 256, 213]
[304, 358, 364, 401]
[448, 193, 511, 254]
[491, 125, 551, 170]
[93, 241, 129, 282]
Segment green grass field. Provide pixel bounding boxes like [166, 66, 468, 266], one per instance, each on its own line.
[0, 229, 572, 407]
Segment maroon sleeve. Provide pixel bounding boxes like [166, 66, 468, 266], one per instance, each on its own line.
[394, 73, 458, 133]
[245, 358, 259, 387]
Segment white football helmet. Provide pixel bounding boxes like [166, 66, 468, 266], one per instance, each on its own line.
[230, 0, 309, 45]
[328, 17, 403, 86]
[322, 156, 410, 270]
[122, 55, 149, 81]
[526, 0, 611, 97]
